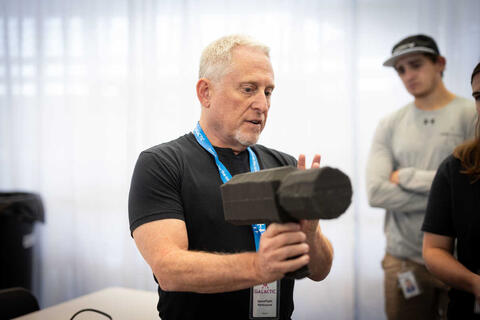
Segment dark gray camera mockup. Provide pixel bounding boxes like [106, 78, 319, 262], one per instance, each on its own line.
[221, 166, 352, 279]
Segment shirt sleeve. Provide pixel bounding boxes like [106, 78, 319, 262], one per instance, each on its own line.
[397, 167, 436, 194]
[421, 157, 455, 237]
[366, 118, 429, 212]
[128, 150, 185, 235]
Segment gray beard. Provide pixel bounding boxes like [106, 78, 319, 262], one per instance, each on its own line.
[234, 130, 259, 147]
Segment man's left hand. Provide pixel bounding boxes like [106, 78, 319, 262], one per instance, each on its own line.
[296, 153, 333, 281]
[297, 154, 321, 236]
[297, 154, 321, 170]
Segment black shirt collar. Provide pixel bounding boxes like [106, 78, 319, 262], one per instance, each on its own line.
[213, 146, 250, 176]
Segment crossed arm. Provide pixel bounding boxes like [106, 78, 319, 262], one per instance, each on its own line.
[366, 121, 434, 212]
[390, 167, 436, 194]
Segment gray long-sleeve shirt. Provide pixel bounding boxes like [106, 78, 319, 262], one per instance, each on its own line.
[366, 96, 476, 262]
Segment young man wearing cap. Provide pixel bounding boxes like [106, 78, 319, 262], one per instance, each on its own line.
[366, 34, 476, 319]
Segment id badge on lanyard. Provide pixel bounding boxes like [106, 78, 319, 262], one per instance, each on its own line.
[193, 123, 280, 319]
[249, 224, 280, 319]
[250, 280, 281, 319]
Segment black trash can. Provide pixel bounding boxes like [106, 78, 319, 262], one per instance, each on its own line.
[0, 192, 44, 291]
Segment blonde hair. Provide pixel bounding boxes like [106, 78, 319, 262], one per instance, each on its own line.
[199, 34, 270, 82]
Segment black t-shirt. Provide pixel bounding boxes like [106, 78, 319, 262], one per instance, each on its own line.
[129, 133, 297, 320]
[422, 154, 480, 319]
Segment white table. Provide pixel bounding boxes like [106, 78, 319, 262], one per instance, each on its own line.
[13, 287, 159, 319]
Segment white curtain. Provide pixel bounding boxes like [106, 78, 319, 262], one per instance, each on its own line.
[1, 0, 479, 319]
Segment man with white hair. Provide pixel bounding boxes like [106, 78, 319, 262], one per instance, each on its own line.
[128, 34, 333, 319]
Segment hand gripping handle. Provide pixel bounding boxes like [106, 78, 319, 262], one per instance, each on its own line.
[285, 264, 310, 279]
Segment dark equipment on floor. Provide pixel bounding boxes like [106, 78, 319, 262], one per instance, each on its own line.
[0, 287, 40, 319]
[0, 192, 44, 291]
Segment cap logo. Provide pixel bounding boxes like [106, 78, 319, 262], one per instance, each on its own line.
[393, 42, 415, 54]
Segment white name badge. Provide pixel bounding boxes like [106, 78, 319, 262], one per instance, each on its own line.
[397, 270, 421, 299]
[250, 280, 280, 319]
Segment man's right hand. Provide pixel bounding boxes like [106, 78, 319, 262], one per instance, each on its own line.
[254, 222, 310, 283]
[134, 219, 311, 293]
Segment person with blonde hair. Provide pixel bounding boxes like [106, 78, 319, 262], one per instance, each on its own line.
[422, 62, 480, 320]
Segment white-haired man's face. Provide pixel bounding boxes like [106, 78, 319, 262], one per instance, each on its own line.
[203, 46, 275, 152]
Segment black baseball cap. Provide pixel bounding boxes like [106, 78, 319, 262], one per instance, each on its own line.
[383, 34, 440, 67]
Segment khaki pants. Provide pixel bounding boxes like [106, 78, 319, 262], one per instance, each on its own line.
[382, 253, 449, 320]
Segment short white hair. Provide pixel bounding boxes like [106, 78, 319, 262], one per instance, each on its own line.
[199, 34, 270, 82]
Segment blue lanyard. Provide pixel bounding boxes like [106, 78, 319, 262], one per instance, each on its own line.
[192, 122, 265, 251]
